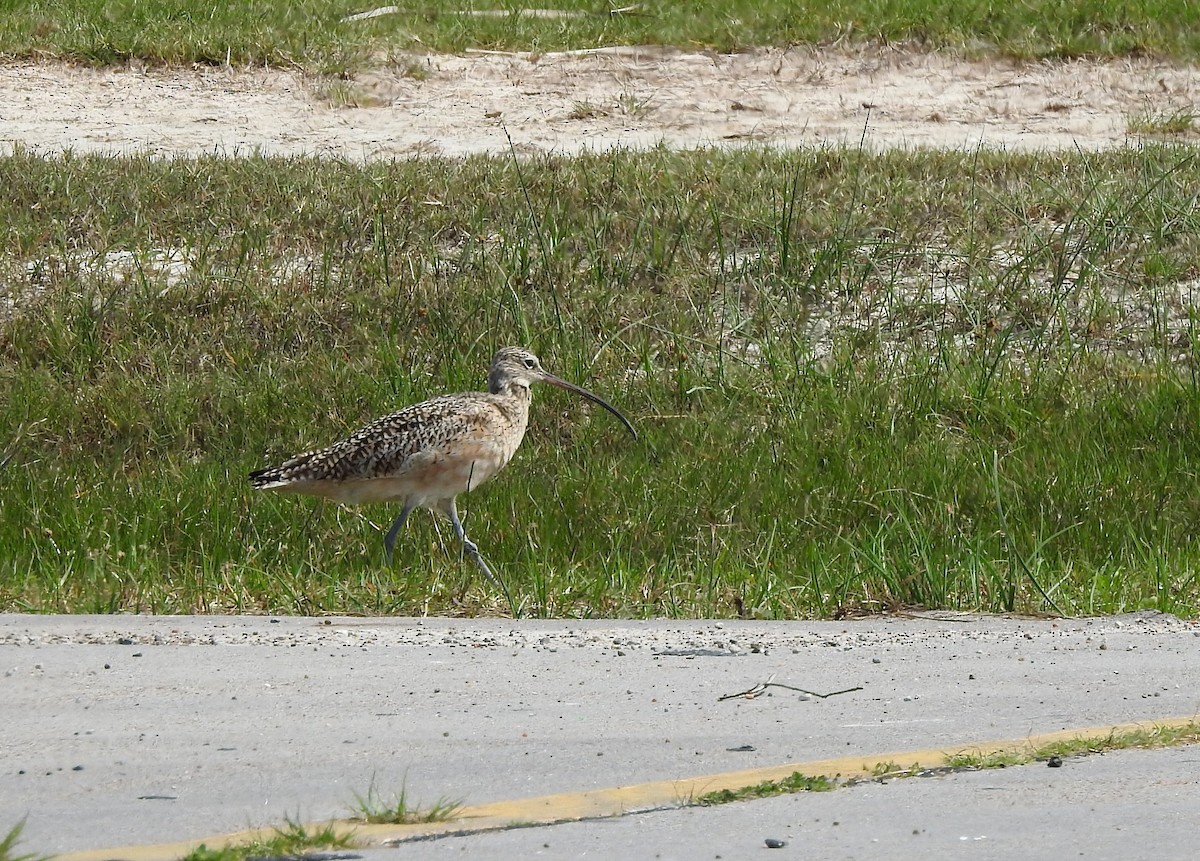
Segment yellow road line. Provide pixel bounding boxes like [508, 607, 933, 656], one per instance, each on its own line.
[58, 716, 1199, 861]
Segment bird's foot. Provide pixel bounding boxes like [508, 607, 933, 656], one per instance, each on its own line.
[463, 542, 500, 587]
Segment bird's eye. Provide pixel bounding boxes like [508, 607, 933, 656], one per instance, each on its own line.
[523, 357, 537, 369]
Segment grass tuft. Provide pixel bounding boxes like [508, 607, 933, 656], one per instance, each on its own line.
[0, 821, 51, 861]
[350, 778, 463, 825]
[179, 818, 355, 861]
[697, 722, 1200, 807]
[696, 772, 835, 805]
[1127, 109, 1198, 136]
[312, 77, 387, 109]
[946, 721, 1200, 769]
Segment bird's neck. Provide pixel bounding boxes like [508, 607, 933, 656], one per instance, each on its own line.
[488, 382, 533, 451]
[492, 380, 533, 413]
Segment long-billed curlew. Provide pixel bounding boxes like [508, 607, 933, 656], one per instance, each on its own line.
[249, 347, 636, 588]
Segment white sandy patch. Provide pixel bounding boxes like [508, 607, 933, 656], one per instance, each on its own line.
[1, 47, 1198, 158]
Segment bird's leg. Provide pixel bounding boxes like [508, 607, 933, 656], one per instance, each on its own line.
[436, 498, 517, 616]
[444, 497, 501, 587]
[383, 502, 415, 563]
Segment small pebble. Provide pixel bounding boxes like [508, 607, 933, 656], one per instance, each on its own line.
[765, 838, 787, 849]
[1047, 756, 1063, 768]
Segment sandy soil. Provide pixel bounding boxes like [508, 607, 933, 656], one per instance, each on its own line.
[2, 47, 1199, 158]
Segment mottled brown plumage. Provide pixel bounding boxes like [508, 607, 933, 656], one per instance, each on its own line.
[250, 347, 636, 585]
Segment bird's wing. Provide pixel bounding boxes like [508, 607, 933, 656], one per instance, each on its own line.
[251, 393, 501, 486]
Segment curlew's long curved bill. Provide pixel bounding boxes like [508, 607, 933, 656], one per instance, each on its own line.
[541, 374, 637, 440]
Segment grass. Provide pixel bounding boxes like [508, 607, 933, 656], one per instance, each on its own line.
[3, 0, 1200, 71]
[312, 78, 387, 109]
[179, 819, 355, 861]
[0, 822, 50, 861]
[945, 721, 1200, 769]
[1128, 108, 1198, 137]
[696, 772, 836, 805]
[6, 782, 459, 861]
[351, 777, 463, 824]
[696, 721, 1200, 806]
[568, 100, 610, 120]
[3, 144, 1200, 618]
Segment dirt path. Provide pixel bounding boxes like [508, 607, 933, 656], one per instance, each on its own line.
[1, 47, 1198, 157]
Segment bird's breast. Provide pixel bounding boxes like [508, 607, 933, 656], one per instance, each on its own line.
[416, 438, 514, 495]
[373, 430, 528, 506]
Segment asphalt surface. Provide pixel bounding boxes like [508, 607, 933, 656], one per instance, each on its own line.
[3, 612, 1199, 860]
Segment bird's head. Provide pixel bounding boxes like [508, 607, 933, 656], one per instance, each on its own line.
[488, 347, 637, 439]
[488, 347, 549, 392]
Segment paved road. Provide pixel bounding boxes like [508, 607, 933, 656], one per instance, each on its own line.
[2, 612, 1198, 859]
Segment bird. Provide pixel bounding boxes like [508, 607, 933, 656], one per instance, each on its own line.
[249, 347, 637, 589]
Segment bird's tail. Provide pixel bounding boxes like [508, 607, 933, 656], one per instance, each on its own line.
[248, 452, 318, 489]
[248, 465, 282, 488]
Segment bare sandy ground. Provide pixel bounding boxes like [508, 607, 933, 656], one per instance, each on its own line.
[2, 47, 1199, 158]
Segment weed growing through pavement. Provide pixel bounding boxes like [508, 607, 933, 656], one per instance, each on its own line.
[694, 722, 1200, 807]
[945, 721, 1200, 769]
[696, 773, 836, 805]
[0, 821, 51, 861]
[351, 777, 464, 825]
[178, 818, 355, 861]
